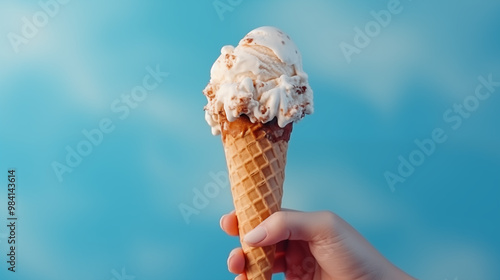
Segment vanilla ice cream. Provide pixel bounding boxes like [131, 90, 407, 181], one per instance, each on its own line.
[203, 26, 313, 135]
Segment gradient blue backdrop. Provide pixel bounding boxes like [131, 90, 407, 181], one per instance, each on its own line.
[0, 0, 499, 279]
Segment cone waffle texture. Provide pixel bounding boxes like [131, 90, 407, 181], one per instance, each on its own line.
[221, 116, 291, 280]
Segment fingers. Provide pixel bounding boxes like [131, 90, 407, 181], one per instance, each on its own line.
[243, 210, 337, 247]
[227, 245, 285, 277]
[220, 210, 239, 236]
[222, 212, 248, 278]
[227, 248, 245, 274]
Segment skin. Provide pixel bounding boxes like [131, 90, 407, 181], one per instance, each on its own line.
[220, 210, 416, 280]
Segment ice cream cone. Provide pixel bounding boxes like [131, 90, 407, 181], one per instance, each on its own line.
[221, 115, 292, 280]
[203, 26, 313, 280]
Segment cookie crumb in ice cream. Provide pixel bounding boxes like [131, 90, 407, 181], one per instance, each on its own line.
[225, 53, 235, 69]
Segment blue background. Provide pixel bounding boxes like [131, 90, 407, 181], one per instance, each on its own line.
[0, 0, 499, 279]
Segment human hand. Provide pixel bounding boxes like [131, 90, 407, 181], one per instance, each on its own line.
[220, 210, 415, 280]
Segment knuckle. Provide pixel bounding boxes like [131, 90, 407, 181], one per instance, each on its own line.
[317, 210, 339, 231]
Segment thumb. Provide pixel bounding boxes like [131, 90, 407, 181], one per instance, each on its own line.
[243, 210, 336, 246]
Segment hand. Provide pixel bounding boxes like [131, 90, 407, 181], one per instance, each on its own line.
[220, 210, 415, 280]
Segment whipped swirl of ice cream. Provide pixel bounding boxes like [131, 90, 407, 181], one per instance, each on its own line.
[203, 26, 313, 135]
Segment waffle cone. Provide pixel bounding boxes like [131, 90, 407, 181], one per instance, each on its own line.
[221, 115, 292, 280]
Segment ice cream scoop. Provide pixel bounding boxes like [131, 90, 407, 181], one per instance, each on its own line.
[203, 26, 313, 135]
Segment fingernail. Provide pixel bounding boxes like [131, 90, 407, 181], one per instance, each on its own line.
[220, 215, 225, 229]
[243, 226, 267, 244]
[227, 250, 236, 267]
